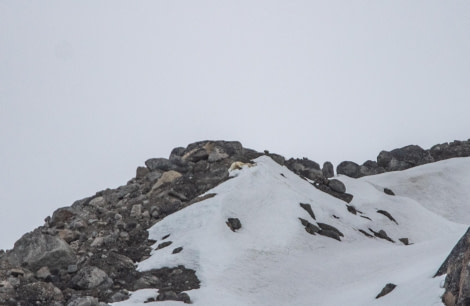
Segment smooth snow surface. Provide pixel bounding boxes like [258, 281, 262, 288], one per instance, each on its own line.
[114, 156, 470, 306]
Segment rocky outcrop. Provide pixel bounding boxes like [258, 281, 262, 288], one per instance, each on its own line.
[0, 140, 258, 305]
[436, 227, 470, 306]
[337, 139, 470, 178]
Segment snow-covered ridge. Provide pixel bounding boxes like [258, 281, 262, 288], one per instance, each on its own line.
[117, 156, 470, 306]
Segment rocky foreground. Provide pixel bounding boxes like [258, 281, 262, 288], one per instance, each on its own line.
[0, 139, 469, 305]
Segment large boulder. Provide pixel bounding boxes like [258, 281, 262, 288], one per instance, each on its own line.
[6, 229, 76, 272]
[336, 161, 361, 178]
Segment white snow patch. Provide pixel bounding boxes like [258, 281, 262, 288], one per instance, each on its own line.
[113, 156, 470, 306]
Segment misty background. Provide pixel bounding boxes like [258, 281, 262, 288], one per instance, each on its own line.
[1, 1, 469, 250]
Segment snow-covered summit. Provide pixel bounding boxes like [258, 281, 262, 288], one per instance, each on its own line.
[117, 155, 470, 306]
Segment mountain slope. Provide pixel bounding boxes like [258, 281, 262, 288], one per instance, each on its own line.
[116, 156, 470, 305]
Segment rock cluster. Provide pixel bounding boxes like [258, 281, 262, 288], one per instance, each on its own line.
[337, 139, 470, 178]
[0, 141, 260, 305]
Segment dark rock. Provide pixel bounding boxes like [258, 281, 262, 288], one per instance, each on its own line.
[377, 210, 398, 224]
[384, 188, 395, 196]
[328, 179, 346, 193]
[322, 162, 334, 178]
[360, 160, 385, 176]
[313, 183, 354, 203]
[285, 158, 322, 180]
[359, 229, 373, 238]
[299, 203, 316, 220]
[6, 229, 77, 272]
[172, 247, 183, 254]
[318, 229, 342, 241]
[337, 161, 362, 178]
[376, 283, 396, 299]
[378, 145, 434, 171]
[346, 205, 357, 215]
[156, 241, 173, 250]
[317, 223, 344, 237]
[399, 238, 409, 245]
[369, 228, 394, 243]
[377, 150, 393, 168]
[435, 227, 470, 306]
[226, 218, 242, 232]
[430, 140, 470, 161]
[299, 218, 320, 235]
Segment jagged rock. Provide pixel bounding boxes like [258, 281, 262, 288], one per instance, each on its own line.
[436, 227, 470, 306]
[317, 223, 344, 241]
[226, 218, 242, 232]
[337, 161, 361, 178]
[6, 229, 77, 272]
[369, 228, 394, 243]
[299, 218, 320, 235]
[71, 266, 112, 290]
[322, 161, 334, 178]
[376, 283, 396, 299]
[328, 179, 346, 193]
[51, 207, 80, 228]
[299, 203, 316, 220]
[145, 158, 175, 172]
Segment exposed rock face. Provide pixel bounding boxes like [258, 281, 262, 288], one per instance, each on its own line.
[436, 227, 470, 306]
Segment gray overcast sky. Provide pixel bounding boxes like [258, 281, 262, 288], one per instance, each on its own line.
[1, 1, 469, 250]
